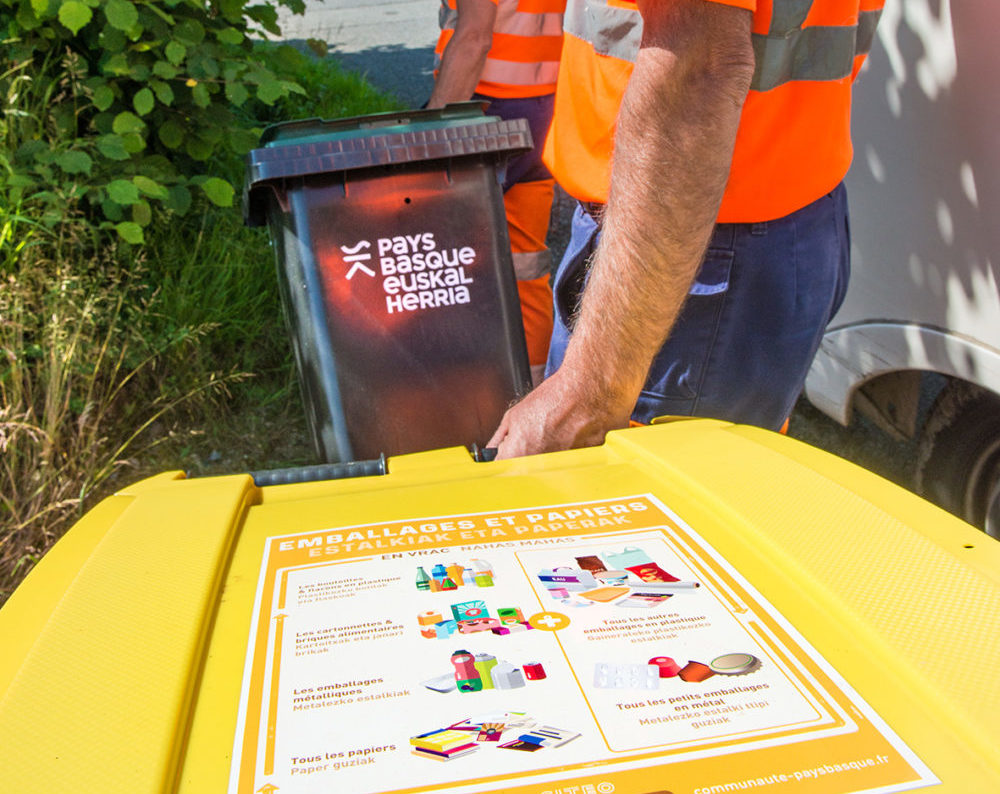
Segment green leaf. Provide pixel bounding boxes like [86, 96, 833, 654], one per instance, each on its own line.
[247, 4, 279, 35]
[174, 18, 204, 46]
[101, 199, 124, 221]
[99, 25, 127, 53]
[96, 134, 130, 160]
[165, 40, 186, 65]
[58, 1, 92, 34]
[108, 179, 140, 204]
[132, 175, 169, 199]
[158, 120, 184, 149]
[128, 62, 151, 81]
[150, 80, 174, 106]
[115, 221, 144, 244]
[56, 150, 93, 174]
[102, 53, 129, 76]
[121, 132, 145, 154]
[219, 0, 243, 22]
[199, 124, 223, 144]
[188, 53, 220, 80]
[6, 173, 36, 188]
[184, 135, 212, 160]
[132, 199, 152, 226]
[112, 111, 145, 134]
[104, 0, 138, 31]
[30, 0, 49, 17]
[191, 81, 210, 108]
[225, 81, 248, 107]
[201, 177, 234, 207]
[165, 185, 192, 215]
[133, 87, 154, 115]
[153, 60, 179, 79]
[227, 127, 259, 155]
[256, 78, 283, 106]
[267, 44, 306, 73]
[93, 84, 115, 111]
[215, 27, 243, 45]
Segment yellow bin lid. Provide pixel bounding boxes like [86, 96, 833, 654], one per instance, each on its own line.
[1, 420, 998, 793]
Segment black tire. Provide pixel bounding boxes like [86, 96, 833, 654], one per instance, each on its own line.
[915, 381, 1000, 538]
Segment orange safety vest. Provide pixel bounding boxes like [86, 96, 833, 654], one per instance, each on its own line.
[435, 0, 566, 99]
[543, 0, 885, 222]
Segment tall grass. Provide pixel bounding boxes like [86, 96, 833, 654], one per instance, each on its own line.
[1, 44, 404, 604]
[0, 206, 240, 597]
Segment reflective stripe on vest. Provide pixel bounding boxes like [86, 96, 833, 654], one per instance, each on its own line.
[437, 1, 564, 90]
[512, 249, 553, 280]
[564, 0, 882, 92]
[481, 54, 561, 88]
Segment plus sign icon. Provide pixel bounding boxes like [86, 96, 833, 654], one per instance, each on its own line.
[528, 611, 571, 632]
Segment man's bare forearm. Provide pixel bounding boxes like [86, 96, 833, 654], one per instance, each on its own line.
[428, 0, 497, 108]
[562, 0, 755, 412]
[490, 0, 755, 458]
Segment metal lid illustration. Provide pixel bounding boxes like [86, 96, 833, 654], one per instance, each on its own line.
[708, 653, 762, 676]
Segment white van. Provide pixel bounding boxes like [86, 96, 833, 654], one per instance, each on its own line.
[805, 0, 1000, 536]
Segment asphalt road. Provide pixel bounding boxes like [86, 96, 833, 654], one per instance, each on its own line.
[276, 0, 439, 106]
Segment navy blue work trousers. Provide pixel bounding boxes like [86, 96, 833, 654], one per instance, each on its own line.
[545, 182, 851, 430]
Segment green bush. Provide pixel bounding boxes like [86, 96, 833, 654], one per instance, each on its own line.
[1, 3, 409, 602]
[1, 0, 307, 244]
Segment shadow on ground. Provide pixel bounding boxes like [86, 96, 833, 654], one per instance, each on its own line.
[331, 44, 436, 107]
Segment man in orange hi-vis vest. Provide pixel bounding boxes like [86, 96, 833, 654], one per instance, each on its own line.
[429, 0, 566, 386]
[489, 0, 884, 458]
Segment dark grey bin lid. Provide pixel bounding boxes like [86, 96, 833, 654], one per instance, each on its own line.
[243, 102, 532, 227]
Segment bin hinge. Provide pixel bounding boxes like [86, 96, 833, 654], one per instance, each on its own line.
[249, 455, 387, 487]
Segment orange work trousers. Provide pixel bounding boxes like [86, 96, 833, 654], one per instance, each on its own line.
[505, 178, 555, 386]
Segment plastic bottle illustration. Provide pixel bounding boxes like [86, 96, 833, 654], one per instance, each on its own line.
[430, 564, 449, 592]
[415, 567, 431, 591]
[451, 649, 483, 692]
[472, 559, 494, 587]
[471, 559, 494, 577]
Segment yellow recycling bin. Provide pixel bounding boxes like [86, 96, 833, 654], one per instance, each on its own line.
[1, 420, 998, 794]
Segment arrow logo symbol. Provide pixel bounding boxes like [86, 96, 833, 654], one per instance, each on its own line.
[341, 240, 375, 279]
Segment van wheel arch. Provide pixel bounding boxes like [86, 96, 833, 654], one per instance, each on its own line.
[915, 380, 1000, 537]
